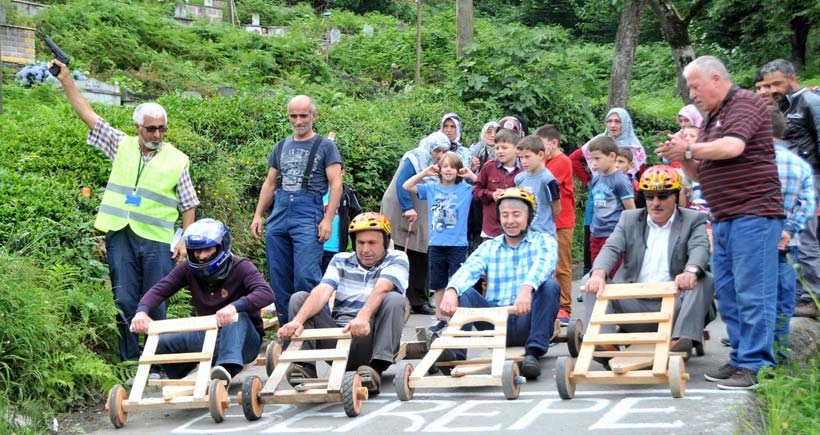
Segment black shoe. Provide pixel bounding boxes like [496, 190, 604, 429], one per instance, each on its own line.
[720, 337, 731, 347]
[356, 365, 381, 394]
[519, 355, 541, 379]
[412, 303, 436, 315]
[286, 363, 318, 387]
[430, 349, 459, 376]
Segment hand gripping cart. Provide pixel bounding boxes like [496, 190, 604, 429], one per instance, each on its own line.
[237, 328, 370, 420]
[394, 306, 526, 401]
[105, 314, 233, 428]
[555, 282, 689, 400]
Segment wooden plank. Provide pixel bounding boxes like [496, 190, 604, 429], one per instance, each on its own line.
[148, 379, 197, 387]
[139, 352, 212, 364]
[147, 315, 218, 335]
[326, 338, 351, 392]
[572, 371, 668, 384]
[597, 282, 676, 300]
[265, 390, 342, 403]
[441, 329, 505, 337]
[410, 374, 501, 389]
[429, 336, 506, 350]
[277, 348, 349, 363]
[161, 386, 195, 400]
[580, 332, 667, 345]
[129, 334, 159, 403]
[291, 328, 350, 341]
[594, 312, 672, 325]
[123, 397, 210, 411]
[260, 361, 290, 396]
[193, 329, 218, 399]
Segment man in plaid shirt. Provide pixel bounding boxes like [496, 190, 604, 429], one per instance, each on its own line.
[771, 107, 817, 362]
[440, 187, 560, 379]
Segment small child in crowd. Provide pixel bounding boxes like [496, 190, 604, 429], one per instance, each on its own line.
[588, 136, 635, 265]
[615, 147, 644, 209]
[403, 151, 477, 332]
[514, 135, 561, 236]
[536, 124, 575, 324]
[472, 128, 524, 239]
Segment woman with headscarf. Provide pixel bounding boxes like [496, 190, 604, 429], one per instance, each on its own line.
[381, 131, 451, 316]
[569, 108, 647, 275]
[469, 121, 500, 172]
[497, 115, 528, 139]
[676, 104, 704, 133]
[440, 113, 480, 172]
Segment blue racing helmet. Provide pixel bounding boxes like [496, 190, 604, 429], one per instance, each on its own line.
[184, 218, 233, 281]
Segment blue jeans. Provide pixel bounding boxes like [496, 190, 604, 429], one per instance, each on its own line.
[452, 280, 560, 360]
[428, 245, 468, 289]
[712, 216, 782, 372]
[155, 312, 261, 379]
[776, 246, 798, 359]
[266, 190, 324, 326]
[106, 226, 172, 361]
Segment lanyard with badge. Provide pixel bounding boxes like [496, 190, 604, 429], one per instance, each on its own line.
[125, 152, 146, 207]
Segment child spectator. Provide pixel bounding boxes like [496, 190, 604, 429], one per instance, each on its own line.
[473, 128, 524, 239]
[771, 107, 816, 362]
[616, 147, 644, 209]
[515, 135, 561, 237]
[403, 151, 477, 332]
[321, 174, 363, 273]
[588, 136, 635, 265]
[536, 124, 575, 325]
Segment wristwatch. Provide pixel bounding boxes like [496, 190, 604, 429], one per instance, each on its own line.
[685, 143, 693, 160]
[686, 266, 699, 276]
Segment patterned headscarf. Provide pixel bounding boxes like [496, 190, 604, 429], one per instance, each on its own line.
[677, 104, 704, 129]
[403, 131, 450, 175]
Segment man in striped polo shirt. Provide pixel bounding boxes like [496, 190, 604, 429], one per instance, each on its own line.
[657, 56, 784, 390]
[278, 212, 409, 395]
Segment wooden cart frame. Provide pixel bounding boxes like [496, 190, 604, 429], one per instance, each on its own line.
[393, 306, 525, 401]
[237, 328, 369, 421]
[555, 282, 689, 399]
[105, 315, 231, 428]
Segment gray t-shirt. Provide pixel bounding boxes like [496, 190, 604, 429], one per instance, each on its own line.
[268, 135, 342, 195]
[515, 168, 561, 236]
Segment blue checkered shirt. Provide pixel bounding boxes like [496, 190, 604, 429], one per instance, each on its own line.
[775, 143, 817, 241]
[446, 230, 557, 306]
[88, 118, 199, 211]
[322, 249, 409, 326]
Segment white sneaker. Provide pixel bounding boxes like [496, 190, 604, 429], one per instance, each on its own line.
[210, 366, 232, 384]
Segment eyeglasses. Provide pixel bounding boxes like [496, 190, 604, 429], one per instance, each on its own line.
[644, 192, 673, 201]
[142, 125, 168, 133]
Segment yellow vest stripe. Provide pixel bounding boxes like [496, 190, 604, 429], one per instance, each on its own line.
[98, 204, 176, 229]
[105, 181, 179, 208]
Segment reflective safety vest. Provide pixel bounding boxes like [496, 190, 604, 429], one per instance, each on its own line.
[95, 136, 188, 243]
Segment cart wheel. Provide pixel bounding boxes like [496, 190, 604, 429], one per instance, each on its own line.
[668, 355, 686, 398]
[209, 379, 230, 423]
[241, 375, 264, 421]
[106, 384, 128, 428]
[265, 341, 282, 377]
[341, 371, 368, 417]
[501, 360, 521, 400]
[556, 356, 576, 400]
[394, 361, 415, 401]
[567, 319, 583, 358]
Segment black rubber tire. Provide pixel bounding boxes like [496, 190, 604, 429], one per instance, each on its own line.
[209, 378, 229, 423]
[501, 360, 521, 400]
[556, 356, 576, 400]
[265, 341, 281, 377]
[341, 371, 363, 417]
[567, 319, 583, 358]
[106, 384, 128, 428]
[241, 375, 264, 421]
[394, 361, 414, 401]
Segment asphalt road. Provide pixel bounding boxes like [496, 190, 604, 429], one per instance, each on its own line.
[86, 284, 752, 435]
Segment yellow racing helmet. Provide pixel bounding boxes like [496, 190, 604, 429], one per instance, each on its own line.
[639, 165, 681, 192]
[496, 187, 537, 226]
[349, 212, 392, 235]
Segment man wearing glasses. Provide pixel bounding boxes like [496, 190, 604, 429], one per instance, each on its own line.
[582, 165, 714, 363]
[51, 59, 199, 370]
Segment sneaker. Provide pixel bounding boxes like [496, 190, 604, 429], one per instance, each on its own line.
[720, 337, 731, 347]
[519, 355, 541, 379]
[356, 365, 382, 394]
[716, 368, 758, 390]
[286, 363, 318, 387]
[793, 300, 820, 318]
[425, 319, 448, 343]
[557, 309, 570, 326]
[209, 366, 232, 384]
[704, 363, 737, 382]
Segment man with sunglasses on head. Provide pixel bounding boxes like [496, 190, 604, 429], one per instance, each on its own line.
[583, 165, 714, 364]
[51, 59, 199, 369]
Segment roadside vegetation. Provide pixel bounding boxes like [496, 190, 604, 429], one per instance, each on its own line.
[1, 0, 818, 432]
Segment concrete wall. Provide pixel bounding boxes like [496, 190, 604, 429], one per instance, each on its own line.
[10, 0, 46, 17]
[174, 2, 223, 25]
[1, 24, 35, 65]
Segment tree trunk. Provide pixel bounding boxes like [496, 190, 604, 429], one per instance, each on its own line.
[608, 0, 645, 110]
[456, 0, 473, 59]
[415, 0, 422, 85]
[790, 14, 809, 72]
[647, 0, 708, 103]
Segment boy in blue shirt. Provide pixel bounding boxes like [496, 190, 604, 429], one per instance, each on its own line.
[404, 151, 477, 329]
[588, 136, 636, 265]
[514, 135, 561, 236]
